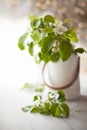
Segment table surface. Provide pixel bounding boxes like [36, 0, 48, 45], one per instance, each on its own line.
[0, 73, 87, 130]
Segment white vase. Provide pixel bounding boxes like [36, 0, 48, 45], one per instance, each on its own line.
[42, 54, 80, 100]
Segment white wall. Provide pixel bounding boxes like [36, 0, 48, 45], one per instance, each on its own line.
[0, 16, 42, 88]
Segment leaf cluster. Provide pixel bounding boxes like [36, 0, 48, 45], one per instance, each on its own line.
[22, 83, 45, 92]
[18, 15, 86, 63]
[22, 90, 70, 118]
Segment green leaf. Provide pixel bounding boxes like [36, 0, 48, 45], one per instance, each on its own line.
[35, 88, 44, 92]
[51, 52, 60, 62]
[40, 110, 50, 115]
[34, 95, 42, 101]
[48, 32, 56, 39]
[59, 40, 73, 61]
[48, 92, 55, 100]
[31, 19, 41, 29]
[35, 53, 41, 64]
[59, 102, 70, 117]
[39, 31, 46, 40]
[50, 103, 58, 116]
[41, 36, 54, 54]
[34, 95, 38, 101]
[44, 15, 55, 23]
[30, 106, 39, 113]
[63, 18, 71, 24]
[66, 27, 78, 42]
[44, 102, 51, 110]
[58, 90, 66, 102]
[18, 33, 28, 50]
[44, 27, 53, 33]
[39, 18, 45, 28]
[28, 42, 34, 56]
[22, 83, 33, 89]
[31, 30, 40, 41]
[55, 106, 61, 117]
[28, 15, 37, 21]
[22, 106, 32, 112]
[40, 53, 51, 63]
[22, 82, 45, 92]
[74, 48, 86, 54]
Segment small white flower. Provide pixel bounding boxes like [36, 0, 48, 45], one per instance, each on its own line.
[55, 20, 67, 34]
[55, 25, 68, 34]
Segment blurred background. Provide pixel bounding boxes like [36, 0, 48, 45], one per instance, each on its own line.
[0, 0, 87, 88]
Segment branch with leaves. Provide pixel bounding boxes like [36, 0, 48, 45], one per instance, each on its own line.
[18, 15, 86, 63]
[22, 90, 70, 118]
